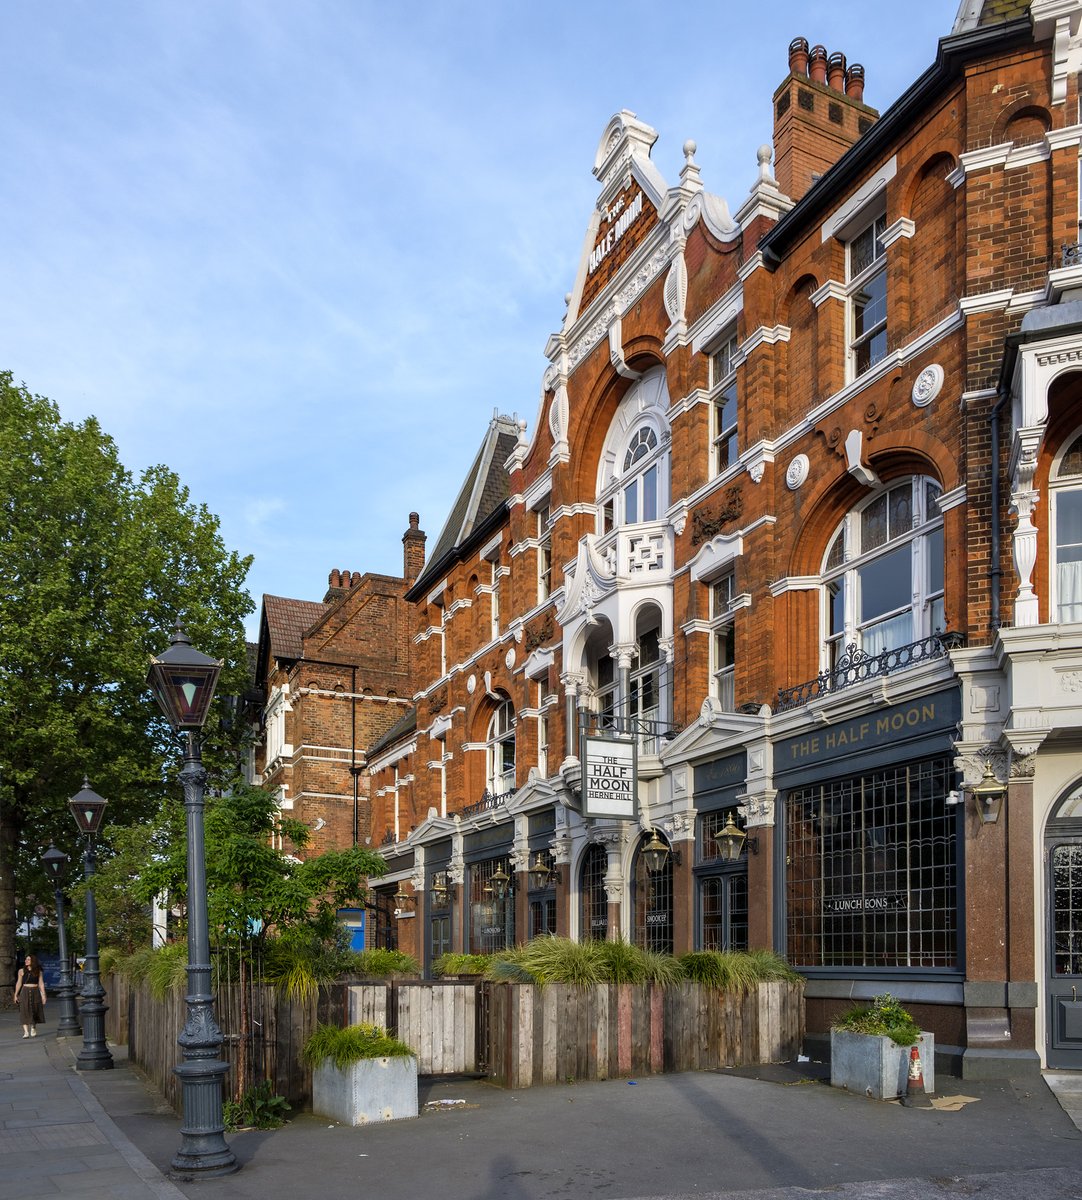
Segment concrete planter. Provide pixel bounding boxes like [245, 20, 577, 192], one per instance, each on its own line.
[830, 1029, 935, 1101]
[311, 1055, 418, 1125]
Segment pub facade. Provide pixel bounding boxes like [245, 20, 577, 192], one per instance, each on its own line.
[368, 0, 1082, 1077]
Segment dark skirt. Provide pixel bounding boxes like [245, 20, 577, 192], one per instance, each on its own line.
[18, 987, 44, 1025]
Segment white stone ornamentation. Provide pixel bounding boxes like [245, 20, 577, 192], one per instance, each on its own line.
[466, 674, 477, 695]
[505, 647, 516, 670]
[785, 454, 810, 490]
[912, 364, 944, 408]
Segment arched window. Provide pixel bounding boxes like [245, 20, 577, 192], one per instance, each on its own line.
[631, 833, 673, 955]
[601, 424, 662, 530]
[822, 477, 944, 666]
[596, 368, 671, 536]
[1052, 429, 1082, 623]
[486, 698, 516, 797]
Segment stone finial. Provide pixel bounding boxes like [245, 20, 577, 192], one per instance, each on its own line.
[757, 144, 776, 184]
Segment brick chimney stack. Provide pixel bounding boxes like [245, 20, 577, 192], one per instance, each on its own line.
[773, 36, 878, 203]
[402, 512, 426, 583]
[324, 568, 358, 604]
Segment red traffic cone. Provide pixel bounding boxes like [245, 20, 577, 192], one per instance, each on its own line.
[901, 1043, 927, 1106]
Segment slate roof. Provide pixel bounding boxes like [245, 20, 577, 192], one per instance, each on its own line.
[410, 414, 519, 596]
[261, 595, 327, 661]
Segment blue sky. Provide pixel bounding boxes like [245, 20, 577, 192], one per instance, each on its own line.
[2, 1, 952, 638]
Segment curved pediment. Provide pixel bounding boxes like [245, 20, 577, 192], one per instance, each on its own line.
[555, 535, 616, 626]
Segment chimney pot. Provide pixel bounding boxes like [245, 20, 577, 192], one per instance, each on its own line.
[788, 36, 809, 77]
[329, 569, 340, 588]
[809, 44, 828, 85]
[845, 63, 865, 101]
[828, 51, 846, 91]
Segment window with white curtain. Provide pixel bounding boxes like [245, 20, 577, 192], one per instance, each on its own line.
[598, 422, 668, 533]
[1053, 429, 1082, 622]
[710, 574, 736, 711]
[822, 477, 944, 666]
[486, 697, 516, 796]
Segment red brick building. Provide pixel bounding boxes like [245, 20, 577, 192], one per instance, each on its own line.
[252, 515, 426, 945]
[368, 0, 1082, 1076]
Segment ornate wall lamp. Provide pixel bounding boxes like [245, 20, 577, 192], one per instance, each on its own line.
[490, 865, 512, 901]
[528, 853, 563, 890]
[430, 873, 449, 908]
[969, 761, 1007, 825]
[714, 812, 758, 860]
[641, 830, 681, 874]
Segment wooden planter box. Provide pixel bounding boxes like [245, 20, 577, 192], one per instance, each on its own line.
[311, 1056, 418, 1125]
[830, 1029, 935, 1100]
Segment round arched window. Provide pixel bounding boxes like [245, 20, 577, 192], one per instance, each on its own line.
[821, 477, 943, 666]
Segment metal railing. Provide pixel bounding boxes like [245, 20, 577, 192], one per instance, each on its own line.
[1063, 242, 1082, 268]
[774, 630, 963, 712]
[459, 787, 517, 819]
[579, 711, 679, 756]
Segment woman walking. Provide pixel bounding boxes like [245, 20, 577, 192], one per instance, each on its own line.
[14, 953, 47, 1037]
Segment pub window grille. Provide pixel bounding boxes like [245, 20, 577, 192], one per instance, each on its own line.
[429, 914, 451, 966]
[697, 809, 749, 951]
[581, 843, 609, 942]
[468, 856, 515, 953]
[530, 899, 557, 939]
[633, 845, 674, 956]
[701, 874, 748, 952]
[786, 756, 957, 969]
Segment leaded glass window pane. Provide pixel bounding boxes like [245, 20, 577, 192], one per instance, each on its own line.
[1052, 844, 1082, 976]
[581, 843, 609, 942]
[786, 756, 956, 969]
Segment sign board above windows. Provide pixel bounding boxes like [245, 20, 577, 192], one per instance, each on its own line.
[581, 734, 638, 821]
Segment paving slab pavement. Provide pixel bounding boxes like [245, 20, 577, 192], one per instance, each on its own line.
[3, 1005, 1082, 1200]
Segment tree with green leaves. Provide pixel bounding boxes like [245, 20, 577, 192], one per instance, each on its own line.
[131, 780, 386, 1097]
[0, 372, 253, 986]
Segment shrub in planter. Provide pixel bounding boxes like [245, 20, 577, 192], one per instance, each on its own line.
[347, 948, 420, 978]
[432, 952, 492, 978]
[830, 994, 934, 1100]
[302, 1022, 417, 1125]
[678, 949, 802, 992]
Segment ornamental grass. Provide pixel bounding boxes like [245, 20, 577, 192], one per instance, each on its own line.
[301, 1021, 414, 1070]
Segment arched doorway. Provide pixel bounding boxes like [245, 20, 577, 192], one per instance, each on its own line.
[1046, 781, 1082, 1068]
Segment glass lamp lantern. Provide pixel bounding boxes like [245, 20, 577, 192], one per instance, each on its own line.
[147, 623, 223, 730]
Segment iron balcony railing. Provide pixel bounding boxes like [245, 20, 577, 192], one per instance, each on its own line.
[1063, 242, 1082, 268]
[579, 711, 679, 755]
[459, 787, 517, 819]
[774, 631, 964, 712]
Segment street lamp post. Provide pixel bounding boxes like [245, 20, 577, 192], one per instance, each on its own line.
[40, 844, 82, 1038]
[67, 781, 113, 1069]
[147, 622, 237, 1179]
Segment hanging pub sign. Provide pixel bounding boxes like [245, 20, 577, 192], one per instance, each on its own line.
[581, 734, 637, 820]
